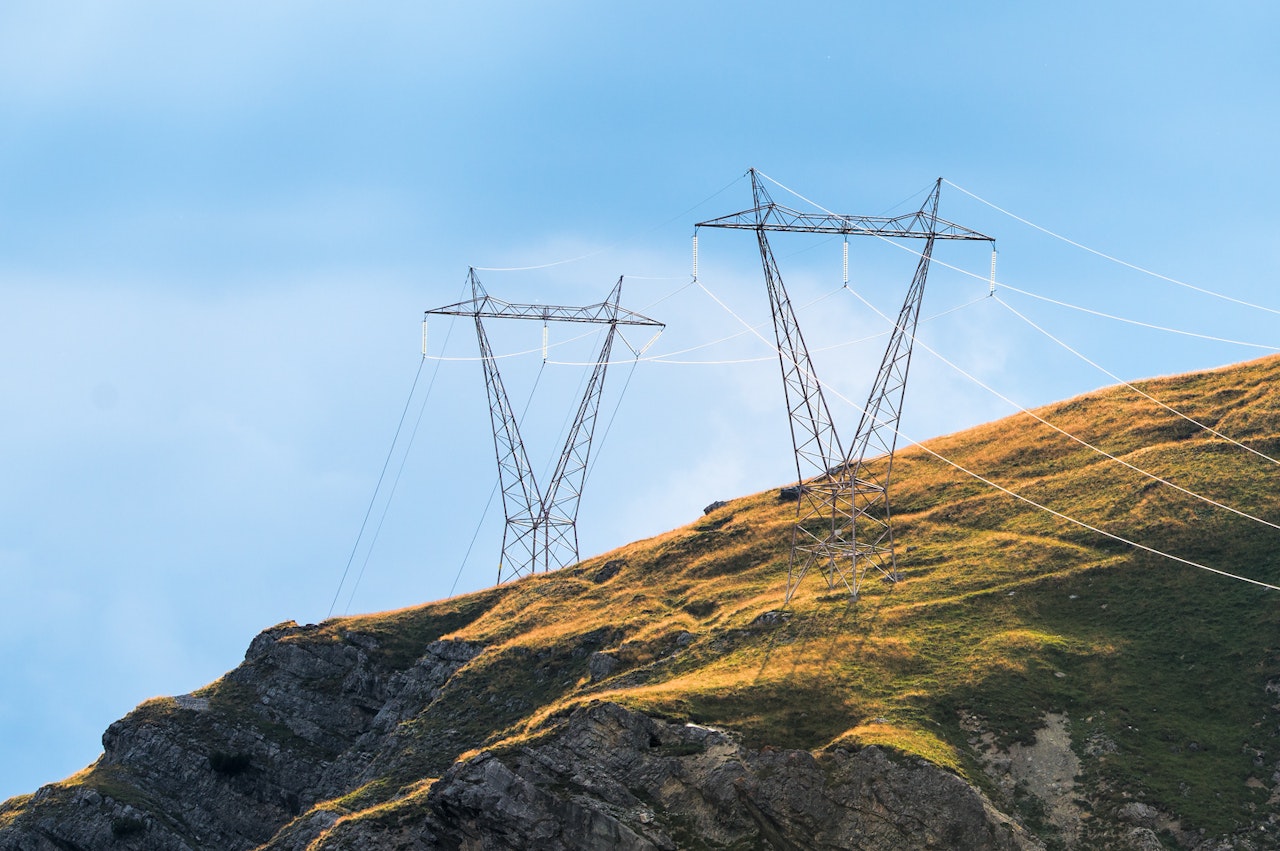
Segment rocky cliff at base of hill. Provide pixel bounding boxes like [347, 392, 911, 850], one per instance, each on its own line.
[0, 619, 1040, 851]
[276, 701, 1039, 851]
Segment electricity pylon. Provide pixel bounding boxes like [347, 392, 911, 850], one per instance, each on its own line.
[426, 270, 664, 584]
[696, 170, 994, 602]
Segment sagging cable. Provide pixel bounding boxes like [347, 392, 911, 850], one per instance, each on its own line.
[699, 275, 1280, 594]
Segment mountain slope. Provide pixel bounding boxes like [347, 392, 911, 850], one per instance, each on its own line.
[4, 355, 1280, 850]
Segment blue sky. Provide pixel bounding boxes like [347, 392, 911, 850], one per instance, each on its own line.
[2, 2, 1278, 801]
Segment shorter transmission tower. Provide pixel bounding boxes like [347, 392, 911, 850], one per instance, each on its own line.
[426, 270, 664, 584]
[697, 171, 994, 602]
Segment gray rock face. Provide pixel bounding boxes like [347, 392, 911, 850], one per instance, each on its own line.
[0, 623, 483, 851]
[587, 651, 620, 682]
[0, 624, 1037, 851]
[284, 703, 1041, 851]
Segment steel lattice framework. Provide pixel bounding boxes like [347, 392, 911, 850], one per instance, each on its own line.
[426, 270, 664, 584]
[697, 171, 994, 602]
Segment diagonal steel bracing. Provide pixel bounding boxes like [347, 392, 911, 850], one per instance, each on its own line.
[698, 171, 994, 602]
[427, 270, 663, 584]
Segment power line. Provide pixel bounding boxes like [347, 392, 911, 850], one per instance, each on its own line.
[582, 357, 640, 492]
[912, 438, 1280, 593]
[998, 283, 1279, 351]
[993, 295, 1280, 466]
[832, 207, 1279, 353]
[341, 323, 470, 614]
[426, 272, 664, 582]
[449, 478, 499, 599]
[843, 285, 1280, 533]
[412, 176, 1280, 604]
[697, 171, 996, 602]
[943, 179, 1280, 316]
[694, 274, 1280, 595]
[327, 355, 427, 620]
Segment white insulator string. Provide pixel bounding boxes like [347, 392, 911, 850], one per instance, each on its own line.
[423, 273, 706, 365]
[841, 223, 1280, 353]
[423, 324, 606, 362]
[755, 170, 1278, 351]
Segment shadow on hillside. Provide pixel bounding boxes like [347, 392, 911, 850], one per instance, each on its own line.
[752, 585, 896, 680]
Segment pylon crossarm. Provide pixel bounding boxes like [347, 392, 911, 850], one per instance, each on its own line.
[699, 172, 995, 605]
[697, 204, 993, 242]
[427, 290, 663, 328]
[426, 271, 659, 584]
[696, 170, 992, 243]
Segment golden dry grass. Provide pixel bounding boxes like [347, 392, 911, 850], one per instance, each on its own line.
[44, 354, 1280, 839]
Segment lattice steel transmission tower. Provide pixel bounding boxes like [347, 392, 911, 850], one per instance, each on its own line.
[696, 170, 994, 602]
[426, 270, 664, 584]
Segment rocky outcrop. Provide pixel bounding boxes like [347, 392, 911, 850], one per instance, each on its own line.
[0, 623, 484, 851]
[0, 620, 1040, 851]
[291, 702, 1042, 851]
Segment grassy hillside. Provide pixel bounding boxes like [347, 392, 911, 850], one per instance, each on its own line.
[11, 354, 1280, 847]
[298, 354, 1280, 842]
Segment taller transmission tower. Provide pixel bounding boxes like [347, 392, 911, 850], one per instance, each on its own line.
[696, 171, 994, 602]
[426, 270, 664, 584]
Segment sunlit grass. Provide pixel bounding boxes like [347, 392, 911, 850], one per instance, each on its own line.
[33, 354, 1280, 841]
[0, 794, 31, 829]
